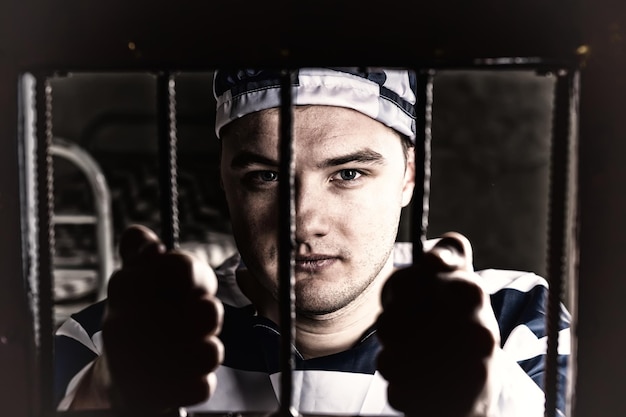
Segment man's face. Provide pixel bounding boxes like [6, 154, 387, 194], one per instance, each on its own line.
[220, 105, 415, 317]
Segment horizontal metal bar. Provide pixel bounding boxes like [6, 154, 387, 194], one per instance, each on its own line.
[52, 215, 97, 224]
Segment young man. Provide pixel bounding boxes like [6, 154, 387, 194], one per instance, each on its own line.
[54, 68, 570, 416]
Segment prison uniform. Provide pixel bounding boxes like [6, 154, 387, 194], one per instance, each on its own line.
[54, 245, 571, 416]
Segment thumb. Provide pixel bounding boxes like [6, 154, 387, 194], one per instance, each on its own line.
[118, 224, 166, 267]
[424, 231, 474, 273]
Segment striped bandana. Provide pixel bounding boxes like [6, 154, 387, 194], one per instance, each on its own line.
[213, 68, 417, 141]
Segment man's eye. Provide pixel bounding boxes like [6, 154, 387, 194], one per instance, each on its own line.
[254, 171, 279, 182]
[337, 169, 361, 181]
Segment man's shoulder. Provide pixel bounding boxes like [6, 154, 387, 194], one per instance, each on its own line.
[476, 269, 548, 295]
[393, 241, 549, 291]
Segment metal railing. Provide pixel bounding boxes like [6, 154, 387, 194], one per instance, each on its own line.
[51, 137, 115, 301]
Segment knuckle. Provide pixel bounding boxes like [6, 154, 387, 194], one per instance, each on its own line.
[184, 296, 224, 335]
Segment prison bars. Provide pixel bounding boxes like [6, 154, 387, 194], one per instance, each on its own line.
[31, 65, 577, 417]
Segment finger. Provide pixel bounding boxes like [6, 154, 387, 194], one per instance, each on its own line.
[114, 250, 216, 304]
[435, 275, 484, 316]
[191, 251, 219, 296]
[104, 315, 224, 380]
[107, 327, 221, 409]
[119, 224, 166, 267]
[167, 335, 225, 378]
[181, 295, 224, 338]
[156, 250, 218, 298]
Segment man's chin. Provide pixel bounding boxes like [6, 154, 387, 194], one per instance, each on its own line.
[294, 293, 346, 318]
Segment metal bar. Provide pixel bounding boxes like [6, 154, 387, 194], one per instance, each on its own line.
[276, 69, 298, 417]
[52, 214, 97, 224]
[157, 72, 180, 250]
[14, 60, 579, 78]
[156, 72, 185, 417]
[543, 69, 574, 417]
[412, 70, 434, 262]
[35, 74, 55, 415]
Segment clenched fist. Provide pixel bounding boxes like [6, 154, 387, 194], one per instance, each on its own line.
[376, 232, 501, 417]
[102, 225, 224, 414]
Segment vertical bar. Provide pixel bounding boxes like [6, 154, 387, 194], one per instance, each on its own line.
[16, 72, 40, 417]
[412, 69, 434, 262]
[157, 72, 186, 417]
[35, 74, 55, 414]
[543, 69, 574, 417]
[157, 72, 180, 250]
[276, 69, 298, 417]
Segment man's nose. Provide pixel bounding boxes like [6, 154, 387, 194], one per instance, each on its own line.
[294, 181, 331, 243]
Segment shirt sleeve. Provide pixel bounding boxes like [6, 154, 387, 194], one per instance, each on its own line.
[480, 268, 571, 415]
[54, 300, 106, 408]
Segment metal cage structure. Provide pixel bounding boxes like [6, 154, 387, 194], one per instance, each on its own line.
[1, 1, 625, 417]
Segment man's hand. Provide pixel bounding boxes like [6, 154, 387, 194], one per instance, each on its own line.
[102, 225, 224, 414]
[376, 232, 501, 417]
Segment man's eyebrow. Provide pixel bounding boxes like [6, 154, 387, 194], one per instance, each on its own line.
[230, 150, 278, 169]
[318, 149, 385, 168]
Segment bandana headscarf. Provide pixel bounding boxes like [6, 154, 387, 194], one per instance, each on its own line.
[213, 67, 417, 141]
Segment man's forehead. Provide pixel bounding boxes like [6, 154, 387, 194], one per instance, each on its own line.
[219, 107, 280, 141]
[221, 106, 403, 152]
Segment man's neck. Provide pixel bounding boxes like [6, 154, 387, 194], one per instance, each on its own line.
[293, 292, 382, 359]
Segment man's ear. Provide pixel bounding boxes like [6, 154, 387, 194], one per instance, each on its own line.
[401, 147, 416, 207]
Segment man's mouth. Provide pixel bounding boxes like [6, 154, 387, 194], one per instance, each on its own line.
[294, 255, 338, 273]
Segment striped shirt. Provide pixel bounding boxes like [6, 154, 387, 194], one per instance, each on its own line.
[55, 245, 570, 415]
